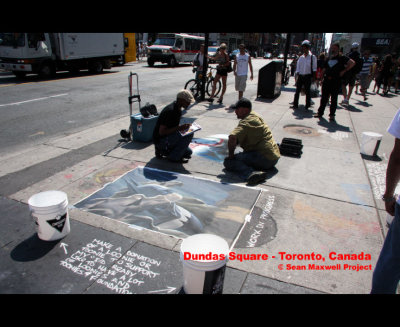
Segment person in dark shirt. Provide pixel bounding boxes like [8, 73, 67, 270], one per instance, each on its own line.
[341, 42, 361, 105]
[153, 90, 195, 162]
[314, 43, 355, 121]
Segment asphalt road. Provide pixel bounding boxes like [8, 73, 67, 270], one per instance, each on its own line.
[0, 58, 270, 156]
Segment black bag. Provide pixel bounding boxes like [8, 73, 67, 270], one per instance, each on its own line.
[278, 138, 303, 158]
[224, 53, 233, 73]
[140, 103, 158, 118]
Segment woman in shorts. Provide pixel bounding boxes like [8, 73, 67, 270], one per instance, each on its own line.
[207, 43, 230, 104]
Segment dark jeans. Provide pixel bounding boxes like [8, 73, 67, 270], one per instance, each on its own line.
[317, 78, 341, 117]
[223, 151, 278, 181]
[371, 202, 400, 294]
[294, 74, 312, 108]
[155, 131, 193, 161]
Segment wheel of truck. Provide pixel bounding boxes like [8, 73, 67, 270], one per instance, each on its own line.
[168, 56, 177, 67]
[147, 58, 154, 67]
[39, 62, 56, 78]
[89, 61, 103, 74]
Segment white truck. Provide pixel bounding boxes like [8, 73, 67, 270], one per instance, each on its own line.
[147, 33, 204, 67]
[0, 33, 125, 78]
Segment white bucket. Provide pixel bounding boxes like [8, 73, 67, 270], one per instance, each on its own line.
[28, 191, 70, 241]
[360, 132, 382, 156]
[180, 233, 229, 294]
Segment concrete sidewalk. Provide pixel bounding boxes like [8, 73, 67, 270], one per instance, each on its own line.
[1, 76, 399, 294]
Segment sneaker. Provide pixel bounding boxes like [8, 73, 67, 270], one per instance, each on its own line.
[246, 171, 268, 185]
[340, 99, 348, 105]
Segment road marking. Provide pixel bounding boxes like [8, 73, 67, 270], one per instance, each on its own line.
[29, 131, 45, 137]
[0, 93, 68, 107]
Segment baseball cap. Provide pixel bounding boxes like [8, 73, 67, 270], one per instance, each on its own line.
[177, 89, 195, 103]
[301, 40, 311, 47]
[351, 42, 359, 48]
[231, 97, 252, 110]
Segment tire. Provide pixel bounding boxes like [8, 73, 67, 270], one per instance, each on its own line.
[185, 79, 201, 98]
[39, 62, 56, 78]
[147, 58, 154, 67]
[206, 78, 221, 97]
[89, 61, 103, 74]
[168, 56, 177, 67]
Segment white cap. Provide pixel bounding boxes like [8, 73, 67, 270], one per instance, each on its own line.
[351, 42, 359, 48]
[301, 40, 311, 47]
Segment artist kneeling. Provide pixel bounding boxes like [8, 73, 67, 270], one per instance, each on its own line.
[224, 98, 280, 185]
[153, 90, 195, 163]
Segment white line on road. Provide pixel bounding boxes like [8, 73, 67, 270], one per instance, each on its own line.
[0, 93, 68, 107]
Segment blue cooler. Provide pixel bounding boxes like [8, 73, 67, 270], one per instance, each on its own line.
[130, 113, 159, 142]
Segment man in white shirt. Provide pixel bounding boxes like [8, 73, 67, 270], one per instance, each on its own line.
[233, 44, 253, 100]
[371, 108, 400, 293]
[291, 40, 317, 110]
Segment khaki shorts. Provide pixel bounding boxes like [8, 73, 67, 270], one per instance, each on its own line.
[359, 74, 370, 90]
[235, 75, 247, 92]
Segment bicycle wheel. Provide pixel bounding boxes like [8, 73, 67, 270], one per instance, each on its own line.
[206, 78, 221, 97]
[185, 79, 201, 98]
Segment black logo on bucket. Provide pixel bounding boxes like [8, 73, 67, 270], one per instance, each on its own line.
[47, 213, 67, 233]
[203, 265, 226, 294]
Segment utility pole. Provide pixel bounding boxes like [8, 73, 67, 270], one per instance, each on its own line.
[282, 33, 291, 84]
[200, 33, 209, 101]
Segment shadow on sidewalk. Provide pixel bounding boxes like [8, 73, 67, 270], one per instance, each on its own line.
[10, 234, 60, 262]
[316, 117, 352, 133]
[144, 157, 191, 176]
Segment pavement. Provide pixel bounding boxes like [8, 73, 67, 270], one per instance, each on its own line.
[1, 67, 399, 294]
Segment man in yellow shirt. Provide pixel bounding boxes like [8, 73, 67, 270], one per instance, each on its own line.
[224, 98, 280, 185]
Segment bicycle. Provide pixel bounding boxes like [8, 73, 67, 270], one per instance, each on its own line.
[184, 66, 221, 99]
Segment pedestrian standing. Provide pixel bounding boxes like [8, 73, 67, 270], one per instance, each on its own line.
[193, 44, 206, 82]
[208, 43, 230, 104]
[372, 58, 382, 94]
[233, 44, 253, 100]
[395, 57, 400, 93]
[313, 43, 355, 121]
[341, 42, 362, 105]
[290, 56, 297, 76]
[359, 50, 373, 101]
[381, 54, 393, 95]
[291, 40, 317, 110]
[316, 53, 325, 88]
[371, 108, 400, 294]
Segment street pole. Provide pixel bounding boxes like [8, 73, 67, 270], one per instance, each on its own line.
[282, 33, 291, 85]
[200, 33, 209, 101]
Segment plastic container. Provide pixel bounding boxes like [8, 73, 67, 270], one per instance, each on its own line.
[28, 191, 70, 241]
[180, 234, 229, 294]
[360, 132, 382, 156]
[130, 113, 158, 142]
